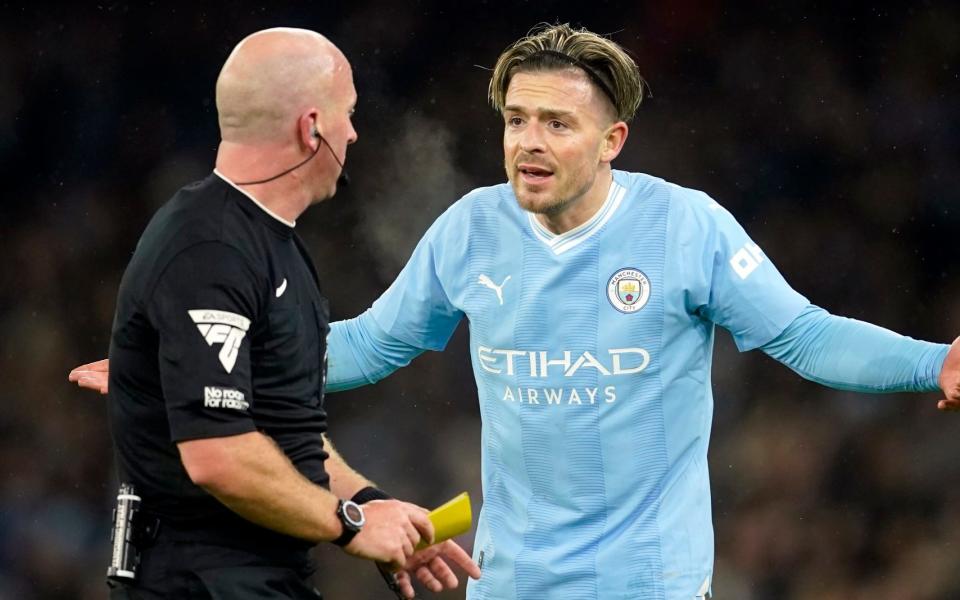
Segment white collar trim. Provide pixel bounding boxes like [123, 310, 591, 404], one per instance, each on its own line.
[214, 169, 296, 228]
[527, 179, 626, 255]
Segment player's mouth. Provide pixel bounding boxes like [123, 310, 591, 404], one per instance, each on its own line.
[518, 163, 554, 185]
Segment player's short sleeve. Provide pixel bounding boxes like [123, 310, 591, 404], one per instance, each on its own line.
[676, 190, 808, 351]
[147, 242, 263, 442]
[367, 206, 465, 351]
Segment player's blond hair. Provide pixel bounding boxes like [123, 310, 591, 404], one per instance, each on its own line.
[488, 23, 646, 123]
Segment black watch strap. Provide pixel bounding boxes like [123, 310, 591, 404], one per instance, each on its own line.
[332, 526, 359, 547]
[351, 486, 391, 504]
[333, 499, 364, 547]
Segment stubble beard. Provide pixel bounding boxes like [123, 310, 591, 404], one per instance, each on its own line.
[511, 169, 595, 218]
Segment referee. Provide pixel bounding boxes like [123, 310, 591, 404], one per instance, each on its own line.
[103, 28, 468, 599]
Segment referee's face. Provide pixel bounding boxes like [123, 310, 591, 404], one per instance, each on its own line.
[311, 60, 358, 202]
[502, 69, 619, 222]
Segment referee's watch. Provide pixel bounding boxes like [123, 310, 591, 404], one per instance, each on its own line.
[332, 499, 365, 547]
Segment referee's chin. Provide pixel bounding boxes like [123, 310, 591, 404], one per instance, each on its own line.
[311, 183, 338, 205]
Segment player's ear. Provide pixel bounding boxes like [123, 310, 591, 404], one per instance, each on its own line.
[600, 121, 628, 163]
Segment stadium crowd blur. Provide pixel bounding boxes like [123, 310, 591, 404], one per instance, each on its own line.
[1, 2, 958, 599]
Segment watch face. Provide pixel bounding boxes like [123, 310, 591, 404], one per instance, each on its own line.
[344, 502, 363, 524]
[340, 500, 365, 530]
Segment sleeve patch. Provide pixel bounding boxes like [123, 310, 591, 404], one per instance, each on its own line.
[188, 309, 251, 373]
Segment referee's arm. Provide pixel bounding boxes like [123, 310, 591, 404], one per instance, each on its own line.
[323, 433, 381, 499]
[178, 431, 432, 568]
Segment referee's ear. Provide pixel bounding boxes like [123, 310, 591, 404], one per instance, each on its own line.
[600, 121, 628, 164]
[298, 111, 322, 152]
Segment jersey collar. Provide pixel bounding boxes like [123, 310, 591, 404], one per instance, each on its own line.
[213, 169, 297, 228]
[526, 178, 627, 255]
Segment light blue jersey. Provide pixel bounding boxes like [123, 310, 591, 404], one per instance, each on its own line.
[327, 170, 948, 599]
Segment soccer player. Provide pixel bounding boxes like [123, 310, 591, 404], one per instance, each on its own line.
[72, 23, 960, 600]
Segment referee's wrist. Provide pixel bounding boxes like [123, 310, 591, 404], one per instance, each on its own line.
[350, 486, 391, 504]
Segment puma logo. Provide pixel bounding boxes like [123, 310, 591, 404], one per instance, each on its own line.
[478, 274, 511, 306]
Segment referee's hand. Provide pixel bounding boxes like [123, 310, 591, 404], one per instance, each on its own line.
[345, 500, 434, 569]
[68, 359, 110, 394]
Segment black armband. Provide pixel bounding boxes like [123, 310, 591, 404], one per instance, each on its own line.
[351, 486, 391, 504]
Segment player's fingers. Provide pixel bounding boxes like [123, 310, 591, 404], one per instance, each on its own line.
[76, 375, 108, 394]
[428, 555, 458, 588]
[440, 541, 482, 579]
[73, 359, 109, 373]
[416, 565, 443, 593]
[937, 398, 960, 411]
[76, 375, 98, 388]
[69, 369, 96, 382]
[394, 571, 416, 599]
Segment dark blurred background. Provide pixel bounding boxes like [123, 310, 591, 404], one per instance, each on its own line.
[1, 1, 959, 598]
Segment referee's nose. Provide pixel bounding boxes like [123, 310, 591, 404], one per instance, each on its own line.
[347, 120, 357, 146]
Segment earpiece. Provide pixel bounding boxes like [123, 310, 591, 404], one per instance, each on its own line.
[234, 123, 349, 187]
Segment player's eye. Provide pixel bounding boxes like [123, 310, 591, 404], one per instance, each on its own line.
[507, 116, 524, 127]
[548, 120, 567, 130]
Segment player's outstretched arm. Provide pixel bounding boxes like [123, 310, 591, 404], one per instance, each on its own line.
[761, 305, 950, 404]
[68, 359, 109, 394]
[937, 337, 960, 412]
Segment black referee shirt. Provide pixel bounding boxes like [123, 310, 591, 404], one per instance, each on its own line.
[108, 171, 330, 549]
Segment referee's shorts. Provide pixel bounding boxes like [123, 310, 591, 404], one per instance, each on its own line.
[107, 530, 322, 600]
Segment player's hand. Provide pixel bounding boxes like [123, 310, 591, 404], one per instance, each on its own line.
[389, 539, 481, 598]
[344, 500, 435, 569]
[937, 337, 960, 412]
[68, 359, 110, 394]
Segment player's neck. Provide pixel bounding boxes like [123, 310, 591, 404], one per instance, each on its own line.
[534, 169, 613, 235]
[215, 141, 312, 223]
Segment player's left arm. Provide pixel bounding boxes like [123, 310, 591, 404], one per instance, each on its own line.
[679, 190, 957, 410]
[760, 304, 954, 407]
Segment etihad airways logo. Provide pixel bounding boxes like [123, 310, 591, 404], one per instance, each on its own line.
[477, 346, 650, 377]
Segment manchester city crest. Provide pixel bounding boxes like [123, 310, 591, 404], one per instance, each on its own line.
[607, 268, 651, 313]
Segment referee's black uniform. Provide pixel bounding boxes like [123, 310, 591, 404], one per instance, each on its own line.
[107, 171, 330, 599]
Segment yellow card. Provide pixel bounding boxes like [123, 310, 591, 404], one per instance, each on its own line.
[417, 492, 472, 550]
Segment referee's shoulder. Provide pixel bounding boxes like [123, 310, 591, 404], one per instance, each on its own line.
[139, 176, 259, 267]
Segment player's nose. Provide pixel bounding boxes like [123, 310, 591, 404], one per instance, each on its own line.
[518, 123, 546, 153]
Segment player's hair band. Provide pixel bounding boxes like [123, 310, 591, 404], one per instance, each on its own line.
[522, 49, 618, 108]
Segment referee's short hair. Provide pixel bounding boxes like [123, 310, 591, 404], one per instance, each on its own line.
[488, 23, 647, 123]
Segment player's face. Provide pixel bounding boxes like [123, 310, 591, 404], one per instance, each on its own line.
[503, 69, 617, 216]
